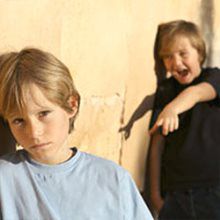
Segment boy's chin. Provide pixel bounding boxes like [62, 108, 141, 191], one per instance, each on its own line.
[175, 75, 193, 85]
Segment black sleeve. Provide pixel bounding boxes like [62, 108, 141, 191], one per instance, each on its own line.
[201, 67, 220, 99]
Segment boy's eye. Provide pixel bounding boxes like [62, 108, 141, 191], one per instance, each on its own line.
[163, 54, 172, 60]
[39, 111, 51, 118]
[180, 51, 188, 57]
[11, 118, 24, 126]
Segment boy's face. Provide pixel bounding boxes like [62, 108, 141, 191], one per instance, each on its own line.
[7, 84, 77, 164]
[162, 36, 201, 84]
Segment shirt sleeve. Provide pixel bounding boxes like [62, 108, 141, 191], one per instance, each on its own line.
[201, 67, 220, 99]
[121, 171, 153, 220]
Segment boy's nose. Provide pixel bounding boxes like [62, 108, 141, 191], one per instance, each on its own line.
[173, 56, 182, 67]
[26, 121, 43, 138]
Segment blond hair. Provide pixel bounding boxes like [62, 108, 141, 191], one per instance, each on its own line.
[154, 20, 206, 84]
[0, 48, 80, 132]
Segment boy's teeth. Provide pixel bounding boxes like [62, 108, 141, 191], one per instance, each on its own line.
[179, 69, 188, 76]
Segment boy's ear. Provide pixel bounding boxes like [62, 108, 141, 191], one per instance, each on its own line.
[68, 96, 79, 117]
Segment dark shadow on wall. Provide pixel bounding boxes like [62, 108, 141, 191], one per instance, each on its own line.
[118, 93, 155, 139]
[200, 0, 214, 66]
[0, 117, 16, 156]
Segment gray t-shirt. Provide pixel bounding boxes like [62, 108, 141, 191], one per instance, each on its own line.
[0, 148, 152, 220]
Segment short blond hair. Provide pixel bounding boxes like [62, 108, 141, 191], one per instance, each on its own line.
[0, 48, 80, 132]
[154, 20, 206, 84]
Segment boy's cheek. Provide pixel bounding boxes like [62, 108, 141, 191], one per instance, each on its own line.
[163, 63, 171, 72]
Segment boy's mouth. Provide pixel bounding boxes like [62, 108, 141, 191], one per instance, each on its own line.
[177, 69, 189, 77]
[31, 142, 51, 149]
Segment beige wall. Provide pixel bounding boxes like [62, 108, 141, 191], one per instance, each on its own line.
[0, 0, 219, 190]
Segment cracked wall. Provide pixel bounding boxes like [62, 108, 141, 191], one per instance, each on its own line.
[68, 94, 124, 164]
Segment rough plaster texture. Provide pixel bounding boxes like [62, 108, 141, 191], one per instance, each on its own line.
[68, 94, 124, 164]
[0, 0, 219, 189]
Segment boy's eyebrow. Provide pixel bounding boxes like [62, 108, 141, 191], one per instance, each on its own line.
[7, 112, 22, 119]
[159, 51, 172, 58]
[160, 47, 188, 57]
[6, 108, 25, 119]
[33, 104, 53, 111]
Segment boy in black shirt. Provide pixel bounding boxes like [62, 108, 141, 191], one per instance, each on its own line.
[149, 20, 220, 219]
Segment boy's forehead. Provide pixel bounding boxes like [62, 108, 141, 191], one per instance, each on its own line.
[7, 84, 55, 118]
[161, 35, 192, 54]
[24, 85, 56, 108]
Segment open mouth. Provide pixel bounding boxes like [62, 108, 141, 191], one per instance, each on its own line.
[177, 69, 189, 77]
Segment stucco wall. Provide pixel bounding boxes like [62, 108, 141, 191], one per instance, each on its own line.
[0, 0, 219, 190]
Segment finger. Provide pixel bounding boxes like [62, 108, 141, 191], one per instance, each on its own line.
[169, 118, 175, 133]
[162, 118, 170, 135]
[174, 116, 179, 130]
[149, 119, 163, 134]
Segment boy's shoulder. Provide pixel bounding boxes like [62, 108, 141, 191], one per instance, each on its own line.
[200, 67, 220, 80]
[202, 67, 220, 73]
[0, 150, 24, 168]
[196, 67, 220, 92]
[79, 150, 129, 180]
[80, 150, 125, 171]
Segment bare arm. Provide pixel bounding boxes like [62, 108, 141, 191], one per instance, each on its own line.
[149, 130, 165, 217]
[150, 82, 217, 135]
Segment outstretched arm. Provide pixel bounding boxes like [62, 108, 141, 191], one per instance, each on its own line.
[149, 130, 165, 217]
[150, 82, 216, 135]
